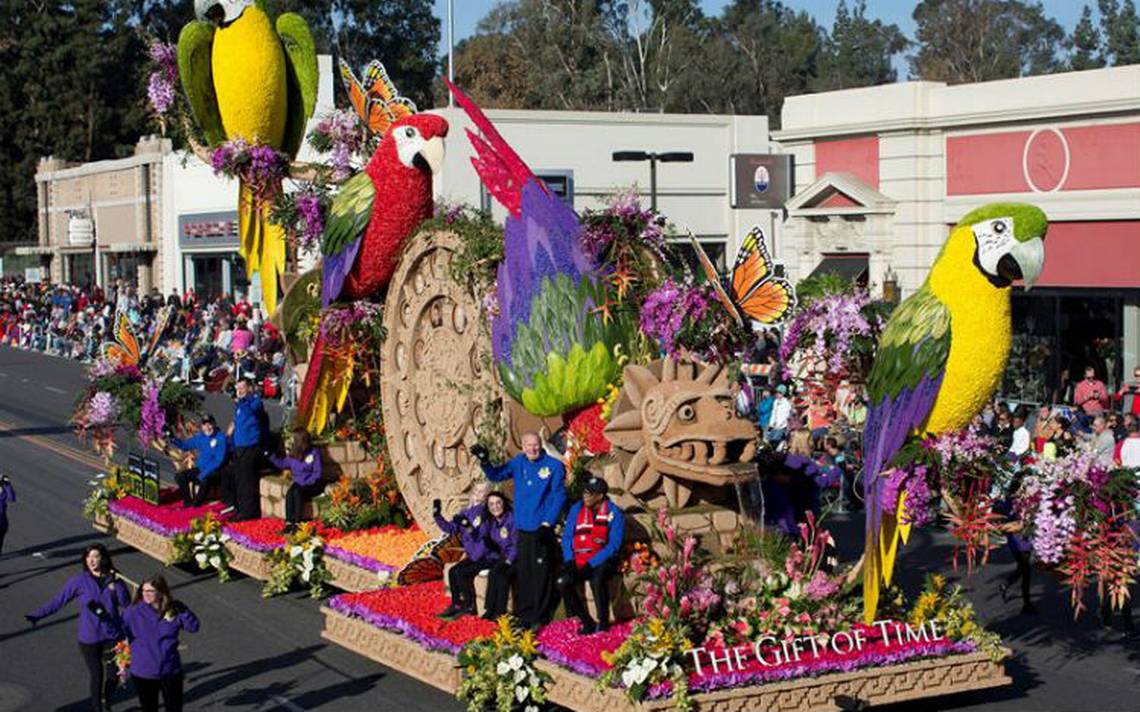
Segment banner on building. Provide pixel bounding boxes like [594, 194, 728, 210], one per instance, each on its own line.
[730, 154, 794, 210]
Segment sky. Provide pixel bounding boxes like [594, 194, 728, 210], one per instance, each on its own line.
[432, 0, 1095, 71]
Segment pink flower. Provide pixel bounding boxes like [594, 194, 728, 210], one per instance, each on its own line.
[682, 536, 697, 560]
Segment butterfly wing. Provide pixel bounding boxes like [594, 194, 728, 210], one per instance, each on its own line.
[737, 279, 797, 324]
[338, 58, 370, 128]
[687, 232, 743, 327]
[730, 226, 797, 324]
[102, 313, 140, 367]
[430, 532, 465, 564]
[395, 556, 444, 586]
[144, 306, 173, 363]
[730, 227, 773, 298]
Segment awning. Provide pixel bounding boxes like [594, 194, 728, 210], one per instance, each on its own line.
[12, 246, 54, 256]
[100, 243, 159, 254]
[807, 254, 869, 283]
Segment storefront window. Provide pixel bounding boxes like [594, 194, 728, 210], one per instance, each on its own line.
[103, 253, 145, 287]
[186, 252, 249, 301]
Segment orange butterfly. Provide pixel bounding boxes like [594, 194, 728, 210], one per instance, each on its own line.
[102, 307, 173, 369]
[339, 58, 417, 137]
[395, 532, 462, 586]
[689, 227, 796, 326]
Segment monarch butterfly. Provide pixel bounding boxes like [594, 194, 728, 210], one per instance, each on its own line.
[339, 58, 417, 137]
[395, 532, 463, 586]
[102, 307, 173, 369]
[688, 227, 796, 326]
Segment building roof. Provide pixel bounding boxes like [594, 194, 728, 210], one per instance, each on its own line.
[785, 172, 895, 216]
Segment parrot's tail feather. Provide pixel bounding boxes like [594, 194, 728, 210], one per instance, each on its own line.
[297, 333, 326, 429]
[295, 332, 355, 435]
[237, 180, 285, 315]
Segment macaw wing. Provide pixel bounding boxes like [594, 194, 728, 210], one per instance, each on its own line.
[177, 20, 226, 146]
[276, 12, 319, 160]
[320, 171, 375, 306]
[862, 287, 950, 623]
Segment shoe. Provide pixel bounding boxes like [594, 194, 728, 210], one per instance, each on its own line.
[597, 621, 610, 633]
[281, 523, 298, 535]
[455, 605, 477, 619]
[438, 603, 463, 620]
[1021, 603, 1038, 615]
[481, 611, 499, 622]
[579, 619, 597, 635]
[220, 505, 236, 516]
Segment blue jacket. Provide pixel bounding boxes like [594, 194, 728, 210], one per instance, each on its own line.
[171, 433, 228, 480]
[30, 571, 130, 644]
[0, 480, 14, 528]
[122, 601, 200, 679]
[756, 396, 775, 428]
[435, 503, 494, 562]
[482, 453, 567, 533]
[232, 394, 267, 448]
[269, 449, 323, 487]
[562, 498, 625, 569]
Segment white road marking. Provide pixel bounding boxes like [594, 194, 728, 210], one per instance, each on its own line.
[44, 386, 66, 394]
[268, 694, 306, 711]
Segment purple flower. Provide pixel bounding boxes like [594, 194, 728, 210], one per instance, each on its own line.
[147, 73, 175, 115]
[294, 191, 324, 251]
[86, 392, 119, 427]
[89, 358, 116, 380]
[779, 292, 874, 373]
[138, 379, 165, 449]
[146, 43, 178, 116]
[312, 110, 362, 179]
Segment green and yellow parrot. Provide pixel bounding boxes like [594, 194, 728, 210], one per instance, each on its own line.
[861, 203, 1047, 623]
[178, 0, 319, 315]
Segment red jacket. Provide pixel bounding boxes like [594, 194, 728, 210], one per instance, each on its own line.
[571, 501, 613, 567]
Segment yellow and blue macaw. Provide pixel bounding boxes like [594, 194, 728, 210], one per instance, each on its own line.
[177, 0, 318, 314]
[862, 203, 1047, 623]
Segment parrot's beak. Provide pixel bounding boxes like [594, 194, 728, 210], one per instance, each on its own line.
[195, 0, 248, 26]
[416, 137, 446, 175]
[1002, 237, 1045, 290]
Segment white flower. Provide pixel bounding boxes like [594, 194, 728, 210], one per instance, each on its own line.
[621, 657, 657, 687]
[513, 669, 527, 684]
[508, 654, 524, 671]
[377, 570, 391, 583]
[496, 661, 512, 675]
[514, 685, 528, 703]
[193, 532, 204, 542]
[525, 706, 539, 712]
[195, 553, 208, 567]
[290, 545, 304, 558]
[209, 556, 221, 568]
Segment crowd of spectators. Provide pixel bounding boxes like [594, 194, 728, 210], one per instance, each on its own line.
[0, 277, 290, 400]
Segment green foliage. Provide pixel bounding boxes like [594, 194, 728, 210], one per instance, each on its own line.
[910, 0, 1065, 83]
[794, 272, 859, 306]
[1067, 5, 1107, 70]
[456, 618, 551, 712]
[316, 470, 409, 532]
[1099, 0, 1140, 66]
[812, 0, 908, 91]
[261, 524, 333, 599]
[429, 206, 505, 296]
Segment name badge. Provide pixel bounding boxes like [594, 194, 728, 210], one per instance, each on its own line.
[500, 526, 508, 539]
[304, 454, 314, 464]
[210, 438, 217, 448]
[473, 516, 481, 527]
[538, 466, 551, 480]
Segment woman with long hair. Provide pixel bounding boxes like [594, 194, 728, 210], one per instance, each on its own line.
[481, 491, 518, 621]
[26, 543, 130, 712]
[267, 427, 325, 534]
[123, 574, 200, 712]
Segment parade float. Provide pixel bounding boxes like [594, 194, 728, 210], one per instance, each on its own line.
[74, 4, 1140, 709]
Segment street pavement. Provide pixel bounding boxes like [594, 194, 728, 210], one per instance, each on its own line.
[1, 346, 1139, 711]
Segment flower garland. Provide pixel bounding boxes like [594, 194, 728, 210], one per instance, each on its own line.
[262, 522, 334, 599]
[457, 617, 552, 712]
[109, 495, 227, 538]
[210, 139, 289, 202]
[82, 468, 128, 524]
[137, 379, 165, 449]
[112, 640, 132, 682]
[307, 110, 365, 181]
[171, 514, 232, 581]
[146, 42, 178, 117]
[329, 584, 496, 653]
[534, 618, 633, 678]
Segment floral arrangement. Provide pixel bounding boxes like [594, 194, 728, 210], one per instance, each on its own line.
[634, 508, 721, 637]
[621, 541, 660, 575]
[307, 109, 365, 181]
[599, 617, 693, 711]
[171, 514, 232, 581]
[210, 138, 289, 202]
[112, 640, 132, 682]
[108, 494, 226, 538]
[263, 522, 334, 599]
[579, 189, 670, 310]
[779, 290, 891, 381]
[223, 518, 291, 553]
[456, 617, 552, 712]
[436, 203, 506, 298]
[146, 42, 178, 118]
[534, 618, 633, 677]
[324, 524, 428, 574]
[640, 277, 751, 365]
[329, 583, 496, 653]
[1016, 446, 1139, 616]
[82, 468, 129, 523]
[316, 465, 409, 532]
[138, 378, 165, 449]
[908, 574, 1003, 662]
[270, 187, 328, 252]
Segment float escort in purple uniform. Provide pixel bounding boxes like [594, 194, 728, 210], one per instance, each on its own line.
[487, 509, 518, 564]
[0, 478, 14, 528]
[29, 572, 130, 643]
[122, 603, 200, 679]
[435, 504, 494, 561]
[268, 450, 323, 487]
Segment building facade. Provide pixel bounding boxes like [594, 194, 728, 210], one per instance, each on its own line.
[775, 65, 1140, 403]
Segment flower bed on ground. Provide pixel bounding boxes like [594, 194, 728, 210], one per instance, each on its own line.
[535, 618, 633, 677]
[108, 492, 228, 537]
[223, 517, 347, 553]
[329, 583, 496, 653]
[324, 524, 429, 573]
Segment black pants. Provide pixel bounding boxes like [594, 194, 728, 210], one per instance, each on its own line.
[219, 462, 237, 508]
[0, 522, 7, 555]
[134, 674, 184, 712]
[78, 641, 118, 712]
[448, 559, 486, 610]
[1003, 548, 1032, 607]
[517, 528, 559, 628]
[484, 561, 516, 619]
[175, 468, 219, 507]
[233, 446, 262, 519]
[558, 560, 617, 629]
[285, 482, 325, 524]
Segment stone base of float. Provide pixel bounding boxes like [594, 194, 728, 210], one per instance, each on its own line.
[110, 516, 175, 564]
[320, 606, 1011, 712]
[326, 556, 390, 593]
[92, 512, 113, 534]
[225, 540, 275, 580]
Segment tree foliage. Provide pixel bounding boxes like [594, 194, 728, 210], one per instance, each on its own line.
[812, 0, 908, 91]
[909, 0, 1065, 83]
[1067, 5, 1107, 70]
[1099, 0, 1140, 65]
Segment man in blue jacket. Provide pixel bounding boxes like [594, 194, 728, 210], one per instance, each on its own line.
[558, 476, 625, 634]
[474, 432, 565, 630]
[166, 415, 228, 507]
[226, 377, 268, 521]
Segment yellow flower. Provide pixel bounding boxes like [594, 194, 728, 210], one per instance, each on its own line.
[519, 631, 537, 657]
[931, 574, 946, 591]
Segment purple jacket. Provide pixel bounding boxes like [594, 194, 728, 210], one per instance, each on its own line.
[486, 510, 518, 565]
[122, 602, 200, 679]
[0, 481, 13, 528]
[270, 449, 323, 487]
[31, 572, 130, 644]
[435, 504, 494, 562]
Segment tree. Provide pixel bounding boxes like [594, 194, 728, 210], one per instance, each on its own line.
[909, 0, 1065, 83]
[1067, 4, 1106, 70]
[813, 0, 908, 91]
[448, 32, 532, 109]
[601, 0, 706, 112]
[1099, 0, 1140, 65]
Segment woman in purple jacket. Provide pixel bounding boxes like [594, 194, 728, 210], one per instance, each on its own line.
[267, 428, 324, 534]
[0, 474, 14, 554]
[123, 574, 200, 712]
[26, 543, 131, 712]
[481, 491, 518, 621]
[435, 482, 499, 619]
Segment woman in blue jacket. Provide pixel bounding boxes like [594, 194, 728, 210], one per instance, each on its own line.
[267, 428, 324, 534]
[123, 574, 200, 712]
[26, 543, 131, 712]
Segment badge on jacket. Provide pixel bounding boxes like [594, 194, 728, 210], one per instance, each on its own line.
[210, 438, 217, 448]
[473, 516, 481, 527]
[304, 454, 314, 464]
[500, 526, 508, 539]
[538, 467, 551, 479]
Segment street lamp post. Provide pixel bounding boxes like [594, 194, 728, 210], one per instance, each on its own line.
[611, 151, 694, 211]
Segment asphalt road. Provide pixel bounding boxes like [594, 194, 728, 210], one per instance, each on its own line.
[0, 347, 463, 712]
[1, 347, 1139, 711]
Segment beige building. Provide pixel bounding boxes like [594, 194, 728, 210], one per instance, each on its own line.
[26, 136, 171, 292]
